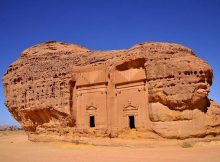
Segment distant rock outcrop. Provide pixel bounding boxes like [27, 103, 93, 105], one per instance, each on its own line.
[0, 125, 22, 131]
[3, 41, 220, 142]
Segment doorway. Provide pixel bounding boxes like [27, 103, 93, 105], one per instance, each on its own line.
[129, 115, 135, 129]
[90, 116, 95, 128]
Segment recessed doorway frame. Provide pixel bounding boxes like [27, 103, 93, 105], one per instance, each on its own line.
[89, 115, 95, 128]
[128, 115, 136, 129]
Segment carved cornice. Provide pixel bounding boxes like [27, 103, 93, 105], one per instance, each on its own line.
[86, 102, 97, 110]
[123, 100, 139, 111]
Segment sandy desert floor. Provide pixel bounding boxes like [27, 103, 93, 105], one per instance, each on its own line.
[1, 131, 220, 162]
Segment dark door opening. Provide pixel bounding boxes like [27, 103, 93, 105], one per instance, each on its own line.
[129, 115, 135, 129]
[90, 116, 95, 128]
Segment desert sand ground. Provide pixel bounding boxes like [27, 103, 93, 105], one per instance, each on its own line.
[1, 131, 220, 162]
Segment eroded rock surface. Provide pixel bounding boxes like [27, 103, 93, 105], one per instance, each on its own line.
[3, 41, 220, 142]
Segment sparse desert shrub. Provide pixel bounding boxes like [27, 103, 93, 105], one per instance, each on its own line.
[180, 141, 193, 148]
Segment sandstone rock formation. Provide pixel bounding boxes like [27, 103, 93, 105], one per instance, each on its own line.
[3, 41, 220, 142]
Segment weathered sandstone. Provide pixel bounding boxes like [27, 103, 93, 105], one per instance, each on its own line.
[3, 41, 220, 142]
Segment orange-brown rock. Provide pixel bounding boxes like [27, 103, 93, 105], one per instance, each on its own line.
[3, 41, 220, 142]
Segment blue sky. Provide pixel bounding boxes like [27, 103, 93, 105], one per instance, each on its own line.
[0, 0, 220, 125]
